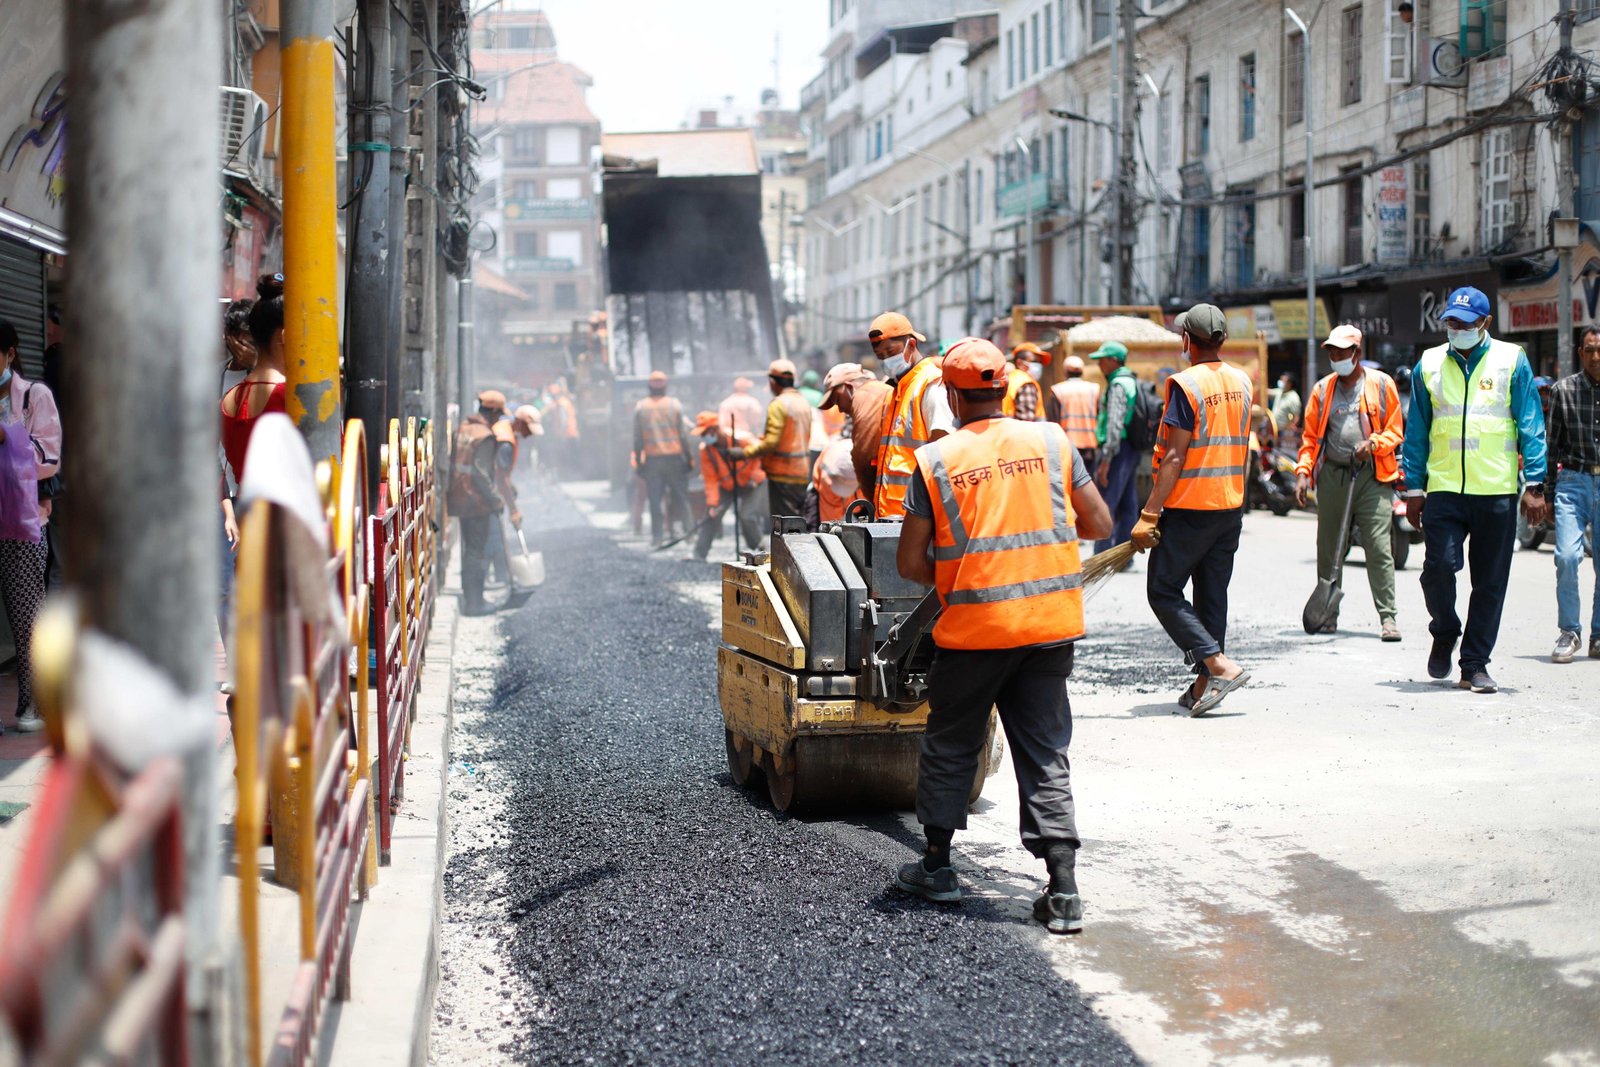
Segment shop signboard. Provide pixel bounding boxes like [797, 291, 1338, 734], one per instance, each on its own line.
[1336, 292, 1393, 339]
[1376, 167, 1409, 264]
[998, 172, 1050, 218]
[1496, 237, 1600, 333]
[1391, 85, 1426, 134]
[1252, 304, 1281, 344]
[1268, 298, 1332, 341]
[1467, 56, 1512, 113]
[1387, 269, 1499, 345]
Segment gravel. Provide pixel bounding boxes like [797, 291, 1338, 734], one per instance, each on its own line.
[432, 479, 1142, 1066]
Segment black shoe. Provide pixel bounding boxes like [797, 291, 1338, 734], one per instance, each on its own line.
[894, 860, 961, 903]
[461, 599, 494, 617]
[1459, 669, 1497, 694]
[1427, 634, 1457, 679]
[1032, 891, 1084, 935]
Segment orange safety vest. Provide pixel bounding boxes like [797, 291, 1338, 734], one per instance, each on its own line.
[1153, 361, 1254, 510]
[759, 390, 814, 482]
[701, 431, 765, 509]
[1051, 379, 1101, 450]
[635, 395, 686, 457]
[556, 395, 579, 439]
[874, 356, 944, 518]
[1002, 365, 1042, 420]
[915, 418, 1085, 650]
[1294, 370, 1403, 484]
[448, 415, 500, 516]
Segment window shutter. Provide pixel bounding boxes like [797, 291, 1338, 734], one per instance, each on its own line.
[1384, 4, 1413, 85]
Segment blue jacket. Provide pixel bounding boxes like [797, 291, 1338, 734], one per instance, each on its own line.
[1402, 335, 1547, 492]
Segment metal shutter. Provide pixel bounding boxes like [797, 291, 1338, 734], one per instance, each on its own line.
[0, 237, 46, 379]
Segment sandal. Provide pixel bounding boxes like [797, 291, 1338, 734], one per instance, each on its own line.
[1190, 671, 1251, 716]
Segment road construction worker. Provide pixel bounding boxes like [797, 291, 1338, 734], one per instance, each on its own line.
[1091, 341, 1142, 552]
[1131, 304, 1253, 716]
[448, 391, 517, 616]
[513, 404, 544, 476]
[819, 361, 892, 501]
[718, 376, 764, 438]
[632, 370, 694, 547]
[1005, 342, 1047, 421]
[893, 337, 1111, 934]
[1402, 286, 1548, 694]
[1047, 354, 1101, 471]
[869, 312, 955, 518]
[545, 380, 580, 476]
[740, 358, 814, 518]
[693, 411, 765, 561]
[1293, 325, 1405, 641]
[806, 436, 863, 527]
[798, 368, 824, 407]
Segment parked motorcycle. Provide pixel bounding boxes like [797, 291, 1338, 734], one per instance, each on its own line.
[1249, 445, 1301, 516]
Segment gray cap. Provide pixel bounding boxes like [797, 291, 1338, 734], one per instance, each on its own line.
[1176, 303, 1228, 344]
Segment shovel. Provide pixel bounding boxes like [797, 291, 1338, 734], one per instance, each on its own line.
[1302, 461, 1362, 634]
[507, 526, 544, 591]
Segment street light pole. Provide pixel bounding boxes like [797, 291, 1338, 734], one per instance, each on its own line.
[1286, 6, 1316, 398]
[1015, 137, 1033, 307]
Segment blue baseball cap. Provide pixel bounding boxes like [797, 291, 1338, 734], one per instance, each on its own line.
[1440, 286, 1491, 325]
[1533, 375, 1554, 390]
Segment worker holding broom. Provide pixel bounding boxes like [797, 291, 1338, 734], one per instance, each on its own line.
[693, 412, 765, 561]
[1130, 304, 1253, 716]
[892, 337, 1111, 935]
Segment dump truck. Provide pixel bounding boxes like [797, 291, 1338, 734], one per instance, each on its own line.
[599, 129, 782, 482]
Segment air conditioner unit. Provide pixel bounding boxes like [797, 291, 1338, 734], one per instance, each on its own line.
[1420, 38, 1467, 88]
[220, 87, 269, 177]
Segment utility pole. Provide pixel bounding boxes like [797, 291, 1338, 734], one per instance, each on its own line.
[282, 0, 344, 463]
[349, 0, 393, 489]
[1556, 0, 1578, 377]
[63, 0, 225, 1055]
[387, 8, 412, 425]
[1286, 7, 1316, 399]
[1116, 0, 1138, 304]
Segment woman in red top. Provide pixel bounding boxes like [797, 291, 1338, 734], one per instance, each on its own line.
[221, 273, 287, 485]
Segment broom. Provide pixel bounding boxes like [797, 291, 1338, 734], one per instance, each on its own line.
[1080, 535, 1157, 595]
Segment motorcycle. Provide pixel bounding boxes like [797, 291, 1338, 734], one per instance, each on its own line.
[1249, 445, 1301, 516]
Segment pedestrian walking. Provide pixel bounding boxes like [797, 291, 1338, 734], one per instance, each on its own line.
[1273, 370, 1303, 452]
[1005, 342, 1046, 421]
[869, 312, 954, 518]
[1403, 286, 1548, 693]
[1546, 326, 1600, 663]
[1130, 304, 1252, 716]
[221, 273, 287, 487]
[892, 337, 1111, 934]
[1089, 341, 1142, 552]
[818, 362, 892, 501]
[449, 393, 518, 615]
[1293, 325, 1406, 640]
[1047, 354, 1101, 472]
[740, 359, 815, 519]
[633, 370, 695, 546]
[693, 412, 765, 560]
[0, 320, 59, 735]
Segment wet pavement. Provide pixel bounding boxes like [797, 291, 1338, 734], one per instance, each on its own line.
[430, 477, 1139, 1065]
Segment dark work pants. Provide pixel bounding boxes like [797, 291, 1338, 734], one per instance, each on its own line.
[1419, 491, 1516, 672]
[1096, 442, 1142, 552]
[695, 484, 766, 559]
[767, 478, 808, 520]
[1147, 507, 1243, 676]
[486, 513, 510, 582]
[458, 513, 492, 609]
[642, 454, 692, 543]
[918, 642, 1079, 857]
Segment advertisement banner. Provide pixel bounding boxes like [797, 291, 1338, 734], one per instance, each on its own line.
[1269, 298, 1332, 341]
[1376, 166, 1409, 264]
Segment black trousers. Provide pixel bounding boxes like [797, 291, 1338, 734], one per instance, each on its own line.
[918, 642, 1079, 857]
[642, 454, 693, 543]
[1095, 442, 1142, 552]
[695, 484, 766, 559]
[767, 478, 808, 521]
[458, 513, 492, 609]
[1419, 491, 1516, 672]
[1147, 507, 1243, 675]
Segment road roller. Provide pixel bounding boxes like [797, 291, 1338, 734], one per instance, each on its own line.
[717, 516, 1001, 813]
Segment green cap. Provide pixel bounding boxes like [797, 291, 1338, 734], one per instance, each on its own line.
[1175, 303, 1228, 344]
[1089, 341, 1129, 363]
[801, 369, 820, 387]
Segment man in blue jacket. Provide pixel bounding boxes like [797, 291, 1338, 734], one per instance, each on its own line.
[1402, 286, 1548, 693]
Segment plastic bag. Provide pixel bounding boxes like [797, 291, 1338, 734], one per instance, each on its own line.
[0, 419, 42, 542]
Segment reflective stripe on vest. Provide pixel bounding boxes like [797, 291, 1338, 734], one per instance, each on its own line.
[916, 419, 1085, 650]
[1052, 379, 1101, 449]
[1154, 362, 1253, 510]
[636, 396, 684, 457]
[1419, 339, 1521, 495]
[874, 357, 944, 517]
[761, 390, 814, 482]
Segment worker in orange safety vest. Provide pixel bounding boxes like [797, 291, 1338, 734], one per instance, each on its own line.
[633, 370, 694, 546]
[869, 312, 955, 518]
[693, 411, 766, 560]
[1004, 342, 1047, 421]
[740, 358, 815, 518]
[1047, 355, 1102, 471]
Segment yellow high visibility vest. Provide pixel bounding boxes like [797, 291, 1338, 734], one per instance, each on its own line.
[1418, 339, 1521, 495]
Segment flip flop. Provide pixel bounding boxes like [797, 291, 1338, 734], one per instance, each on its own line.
[1190, 671, 1251, 716]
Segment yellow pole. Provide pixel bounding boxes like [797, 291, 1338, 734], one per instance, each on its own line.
[281, 0, 343, 462]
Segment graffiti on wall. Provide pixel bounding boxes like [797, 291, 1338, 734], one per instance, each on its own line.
[2, 72, 67, 209]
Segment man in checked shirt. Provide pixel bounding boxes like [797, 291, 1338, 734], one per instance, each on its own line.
[1547, 326, 1600, 663]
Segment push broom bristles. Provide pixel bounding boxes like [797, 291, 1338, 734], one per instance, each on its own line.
[1081, 540, 1142, 595]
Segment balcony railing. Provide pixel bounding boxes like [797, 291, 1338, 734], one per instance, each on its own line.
[503, 197, 592, 220]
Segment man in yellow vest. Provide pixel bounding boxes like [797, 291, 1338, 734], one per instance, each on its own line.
[1005, 342, 1047, 420]
[893, 337, 1111, 933]
[1047, 354, 1102, 472]
[1402, 286, 1548, 693]
[1130, 304, 1253, 716]
[869, 312, 955, 518]
[740, 358, 814, 518]
[632, 370, 693, 547]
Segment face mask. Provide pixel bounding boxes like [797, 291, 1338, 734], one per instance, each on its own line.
[881, 352, 909, 380]
[1329, 357, 1356, 377]
[0, 368, 10, 388]
[1026, 362, 1043, 382]
[1447, 327, 1483, 352]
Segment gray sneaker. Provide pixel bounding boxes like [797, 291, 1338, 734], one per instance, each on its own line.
[1458, 669, 1498, 694]
[1032, 891, 1084, 935]
[1553, 630, 1582, 663]
[13, 708, 44, 733]
[894, 860, 962, 903]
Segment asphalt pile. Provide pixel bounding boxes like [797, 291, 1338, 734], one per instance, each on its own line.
[434, 479, 1140, 1066]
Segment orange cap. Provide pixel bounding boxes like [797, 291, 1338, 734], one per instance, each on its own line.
[693, 410, 721, 435]
[768, 358, 797, 379]
[1011, 341, 1052, 365]
[941, 337, 1009, 390]
[868, 311, 926, 343]
[648, 370, 668, 386]
[477, 389, 508, 412]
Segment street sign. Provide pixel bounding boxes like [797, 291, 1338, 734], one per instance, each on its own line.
[1376, 166, 1409, 264]
[1467, 56, 1512, 112]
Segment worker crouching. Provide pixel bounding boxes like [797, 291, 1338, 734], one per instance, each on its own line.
[693, 412, 766, 560]
[893, 337, 1112, 934]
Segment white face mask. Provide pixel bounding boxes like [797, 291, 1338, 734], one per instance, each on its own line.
[1025, 361, 1043, 382]
[880, 352, 909, 379]
[1447, 326, 1483, 352]
[1329, 357, 1356, 377]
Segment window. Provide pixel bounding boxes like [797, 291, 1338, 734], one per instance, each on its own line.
[1412, 154, 1433, 256]
[509, 126, 541, 163]
[1341, 5, 1362, 107]
[886, 114, 893, 152]
[1190, 207, 1211, 294]
[512, 179, 537, 199]
[546, 177, 582, 200]
[504, 26, 531, 48]
[1239, 53, 1257, 142]
[921, 183, 933, 248]
[553, 282, 577, 310]
[1284, 31, 1305, 126]
[974, 166, 985, 226]
[511, 231, 538, 257]
[1384, 2, 1414, 84]
[1461, 0, 1507, 58]
[1044, 6, 1054, 66]
[1288, 178, 1307, 274]
[1059, 0, 1068, 58]
[1031, 13, 1041, 76]
[1189, 75, 1211, 156]
[547, 126, 581, 165]
[1157, 93, 1172, 171]
[1006, 28, 1015, 88]
[1481, 128, 1513, 249]
[936, 178, 948, 240]
[1092, 0, 1112, 42]
[1581, 0, 1600, 22]
[548, 230, 584, 267]
[1228, 197, 1256, 288]
[1341, 166, 1363, 266]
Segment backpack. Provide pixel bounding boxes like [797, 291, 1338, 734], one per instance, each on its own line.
[448, 422, 502, 515]
[1125, 378, 1164, 451]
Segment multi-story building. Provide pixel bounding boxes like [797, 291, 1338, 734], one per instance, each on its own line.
[472, 9, 602, 384]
